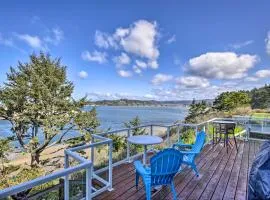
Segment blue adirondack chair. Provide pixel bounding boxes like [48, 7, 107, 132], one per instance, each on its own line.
[173, 131, 206, 176]
[134, 148, 183, 200]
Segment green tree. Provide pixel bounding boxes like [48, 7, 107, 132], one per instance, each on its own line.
[0, 139, 10, 173]
[0, 52, 99, 166]
[185, 100, 209, 123]
[109, 134, 127, 152]
[251, 84, 270, 109]
[124, 116, 145, 136]
[213, 91, 251, 111]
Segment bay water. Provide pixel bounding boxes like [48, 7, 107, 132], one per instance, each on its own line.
[0, 106, 187, 145]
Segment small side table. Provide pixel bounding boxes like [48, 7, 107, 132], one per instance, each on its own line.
[212, 120, 238, 153]
[127, 135, 163, 165]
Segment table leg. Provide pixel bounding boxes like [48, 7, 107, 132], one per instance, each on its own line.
[143, 145, 147, 165]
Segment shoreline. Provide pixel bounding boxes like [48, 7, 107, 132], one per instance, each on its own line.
[7, 126, 168, 170]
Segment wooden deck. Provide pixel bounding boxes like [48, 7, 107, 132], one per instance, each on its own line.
[94, 140, 262, 200]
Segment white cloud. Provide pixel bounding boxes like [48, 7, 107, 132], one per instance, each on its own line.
[81, 50, 107, 64]
[78, 71, 88, 79]
[117, 70, 132, 78]
[266, 31, 270, 56]
[114, 28, 129, 39]
[120, 20, 159, 61]
[135, 60, 147, 69]
[245, 77, 258, 82]
[152, 80, 263, 101]
[147, 60, 158, 69]
[255, 69, 270, 78]
[229, 40, 253, 49]
[151, 73, 173, 85]
[176, 76, 210, 88]
[167, 35, 176, 44]
[88, 92, 155, 101]
[44, 28, 64, 45]
[93, 20, 160, 73]
[133, 65, 142, 74]
[95, 30, 117, 49]
[187, 52, 259, 79]
[113, 52, 130, 67]
[15, 33, 43, 49]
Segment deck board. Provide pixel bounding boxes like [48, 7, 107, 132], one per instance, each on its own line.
[175, 145, 224, 200]
[223, 142, 244, 200]
[94, 140, 262, 200]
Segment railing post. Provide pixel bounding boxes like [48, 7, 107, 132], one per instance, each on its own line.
[150, 125, 154, 152]
[127, 129, 131, 163]
[64, 152, 69, 200]
[91, 137, 95, 163]
[85, 164, 92, 200]
[108, 141, 113, 191]
[166, 127, 171, 147]
[177, 125, 180, 142]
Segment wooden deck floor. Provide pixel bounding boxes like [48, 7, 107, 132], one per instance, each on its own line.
[94, 140, 262, 200]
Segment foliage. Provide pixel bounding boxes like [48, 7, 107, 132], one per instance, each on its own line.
[124, 116, 146, 153]
[213, 91, 251, 111]
[109, 134, 127, 152]
[180, 128, 196, 144]
[0, 167, 44, 199]
[185, 100, 210, 123]
[0, 52, 99, 166]
[0, 139, 10, 173]
[250, 84, 270, 109]
[124, 116, 145, 136]
[90, 99, 195, 106]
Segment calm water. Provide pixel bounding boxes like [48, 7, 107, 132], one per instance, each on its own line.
[0, 106, 187, 145]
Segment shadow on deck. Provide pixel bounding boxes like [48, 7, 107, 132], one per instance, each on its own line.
[94, 140, 262, 200]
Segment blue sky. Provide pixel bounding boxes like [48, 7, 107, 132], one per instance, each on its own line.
[0, 1, 270, 100]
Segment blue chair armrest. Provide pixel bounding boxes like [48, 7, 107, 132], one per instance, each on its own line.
[134, 160, 150, 175]
[178, 150, 199, 155]
[173, 143, 193, 148]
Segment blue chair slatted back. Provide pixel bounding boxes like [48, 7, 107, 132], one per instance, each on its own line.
[187, 131, 206, 160]
[150, 148, 183, 186]
[191, 131, 206, 153]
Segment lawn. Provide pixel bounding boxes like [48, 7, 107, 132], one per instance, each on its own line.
[251, 112, 270, 119]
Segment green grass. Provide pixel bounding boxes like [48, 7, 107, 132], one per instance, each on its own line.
[251, 112, 270, 119]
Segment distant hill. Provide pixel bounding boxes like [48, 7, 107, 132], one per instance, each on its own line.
[88, 99, 214, 107]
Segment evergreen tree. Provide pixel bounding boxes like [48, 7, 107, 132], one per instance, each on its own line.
[213, 91, 251, 111]
[0, 52, 99, 166]
[251, 84, 270, 109]
[124, 116, 145, 136]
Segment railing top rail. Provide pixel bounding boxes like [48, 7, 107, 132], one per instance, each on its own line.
[0, 161, 92, 198]
[232, 115, 270, 122]
[65, 150, 88, 163]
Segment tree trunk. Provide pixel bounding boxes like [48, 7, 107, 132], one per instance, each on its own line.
[30, 151, 40, 167]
